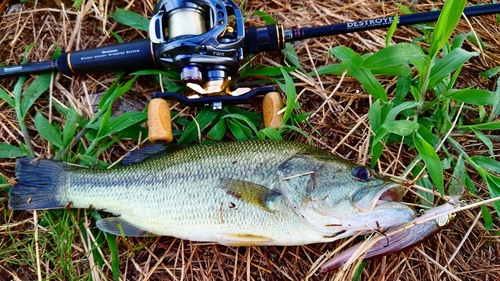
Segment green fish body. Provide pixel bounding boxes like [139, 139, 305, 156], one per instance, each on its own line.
[9, 140, 415, 246]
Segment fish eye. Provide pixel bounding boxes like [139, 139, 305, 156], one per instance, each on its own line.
[352, 166, 371, 181]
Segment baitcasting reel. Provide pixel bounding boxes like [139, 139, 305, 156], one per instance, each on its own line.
[149, 0, 249, 97]
[146, 0, 284, 142]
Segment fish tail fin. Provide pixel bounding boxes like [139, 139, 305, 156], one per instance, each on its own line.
[9, 158, 69, 210]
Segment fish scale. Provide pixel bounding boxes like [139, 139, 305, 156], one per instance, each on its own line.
[9, 140, 416, 246]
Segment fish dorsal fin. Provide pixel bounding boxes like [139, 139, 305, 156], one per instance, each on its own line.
[122, 144, 187, 166]
[219, 233, 273, 246]
[220, 179, 282, 212]
[96, 217, 153, 237]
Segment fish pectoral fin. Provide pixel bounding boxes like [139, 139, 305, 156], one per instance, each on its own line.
[220, 178, 282, 212]
[96, 217, 153, 237]
[219, 233, 274, 246]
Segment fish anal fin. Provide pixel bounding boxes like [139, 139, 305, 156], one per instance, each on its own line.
[220, 233, 273, 246]
[220, 179, 282, 212]
[96, 217, 153, 237]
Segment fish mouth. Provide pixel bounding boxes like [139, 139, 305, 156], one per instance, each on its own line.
[377, 183, 406, 204]
[352, 183, 406, 213]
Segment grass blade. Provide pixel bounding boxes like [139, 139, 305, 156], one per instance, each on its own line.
[414, 132, 444, 196]
[428, 0, 466, 58]
[0, 87, 14, 107]
[20, 73, 51, 119]
[34, 111, 63, 149]
[279, 68, 298, 126]
[0, 143, 27, 158]
[360, 43, 425, 69]
[428, 49, 479, 89]
[331, 46, 387, 102]
[445, 89, 500, 105]
[206, 119, 227, 141]
[111, 8, 149, 31]
[178, 109, 220, 144]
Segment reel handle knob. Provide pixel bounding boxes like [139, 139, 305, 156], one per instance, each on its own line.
[148, 98, 173, 143]
[263, 92, 284, 129]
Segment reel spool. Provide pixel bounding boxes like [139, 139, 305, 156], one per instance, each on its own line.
[149, 0, 245, 91]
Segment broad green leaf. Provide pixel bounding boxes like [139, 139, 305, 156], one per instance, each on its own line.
[470, 156, 500, 174]
[371, 126, 389, 148]
[96, 105, 113, 139]
[472, 129, 495, 157]
[395, 72, 412, 104]
[62, 107, 79, 147]
[20, 73, 51, 119]
[386, 13, 399, 48]
[98, 76, 137, 110]
[417, 124, 440, 149]
[240, 66, 295, 78]
[360, 43, 425, 69]
[410, 85, 422, 102]
[206, 119, 227, 141]
[445, 89, 500, 105]
[314, 64, 346, 75]
[51, 44, 62, 60]
[258, 126, 283, 140]
[132, 69, 180, 79]
[368, 99, 382, 131]
[414, 132, 444, 196]
[282, 43, 304, 71]
[34, 111, 63, 149]
[410, 57, 428, 80]
[395, 3, 413, 15]
[227, 120, 248, 141]
[414, 163, 435, 207]
[371, 65, 412, 76]
[458, 122, 500, 130]
[178, 109, 219, 144]
[484, 174, 500, 217]
[451, 32, 471, 50]
[279, 68, 297, 126]
[384, 101, 419, 122]
[102, 111, 147, 138]
[428, 0, 466, 58]
[428, 49, 479, 89]
[481, 205, 493, 232]
[450, 154, 471, 195]
[222, 114, 259, 136]
[479, 65, 500, 78]
[252, 10, 277, 24]
[111, 8, 149, 31]
[231, 118, 254, 139]
[0, 87, 14, 107]
[293, 112, 312, 123]
[0, 143, 27, 158]
[370, 142, 385, 168]
[331, 46, 387, 102]
[381, 120, 419, 136]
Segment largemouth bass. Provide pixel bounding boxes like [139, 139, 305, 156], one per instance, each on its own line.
[9, 140, 415, 246]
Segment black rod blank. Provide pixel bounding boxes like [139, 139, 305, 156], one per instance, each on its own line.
[289, 4, 500, 41]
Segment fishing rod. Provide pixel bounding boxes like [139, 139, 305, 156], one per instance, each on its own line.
[1, 0, 499, 142]
[1, 1, 499, 80]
